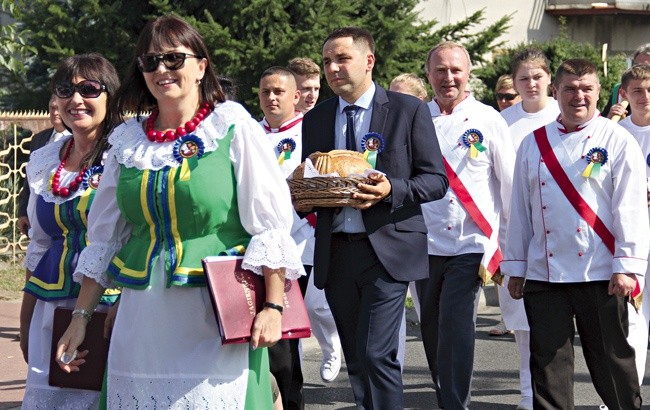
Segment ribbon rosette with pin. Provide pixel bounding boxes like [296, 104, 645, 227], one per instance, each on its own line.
[361, 132, 384, 169]
[82, 165, 104, 190]
[581, 147, 608, 178]
[461, 129, 487, 158]
[173, 134, 205, 181]
[277, 138, 296, 165]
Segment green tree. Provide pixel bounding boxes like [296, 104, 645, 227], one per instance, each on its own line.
[474, 17, 627, 111]
[3, 0, 157, 110]
[3, 1, 511, 114]
[0, 0, 35, 76]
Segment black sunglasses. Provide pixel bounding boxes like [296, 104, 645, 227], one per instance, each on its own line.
[55, 80, 107, 99]
[137, 52, 203, 73]
[496, 93, 519, 101]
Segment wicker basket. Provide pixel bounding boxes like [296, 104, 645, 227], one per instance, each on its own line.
[288, 176, 370, 207]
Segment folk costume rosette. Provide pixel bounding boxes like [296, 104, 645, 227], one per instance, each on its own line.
[277, 138, 296, 165]
[260, 112, 303, 168]
[73, 100, 304, 408]
[582, 146, 608, 178]
[361, 132, 384, 168]
[461, 128, 487, 159]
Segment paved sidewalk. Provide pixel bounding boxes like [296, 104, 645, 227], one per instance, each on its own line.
[0, 300, 25, 410]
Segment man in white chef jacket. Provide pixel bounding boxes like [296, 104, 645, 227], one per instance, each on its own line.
[416, 41, 515, 410]
[503, 58, 649, 409]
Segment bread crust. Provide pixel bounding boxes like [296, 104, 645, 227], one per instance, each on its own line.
[292, 150, 372, 178]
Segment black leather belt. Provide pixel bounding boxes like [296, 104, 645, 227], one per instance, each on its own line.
[332, 232, 369, 241]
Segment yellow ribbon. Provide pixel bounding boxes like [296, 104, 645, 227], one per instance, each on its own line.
[180, 158, 191, 181]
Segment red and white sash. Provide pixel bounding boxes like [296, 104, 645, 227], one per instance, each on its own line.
[443, 158, 503, 284]
[533, 126, 641, 305]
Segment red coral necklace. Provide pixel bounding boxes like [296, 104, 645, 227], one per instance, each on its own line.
[145, 102, 212, 143]
[51, 139, 86, 197]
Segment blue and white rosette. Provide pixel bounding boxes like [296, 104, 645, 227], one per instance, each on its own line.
[461, 129, 487, 158]
[173, 134, 205, 181]
[82, 165, 104, 190]
[581, 147, 608, 178]
[277, 138, 296, 165]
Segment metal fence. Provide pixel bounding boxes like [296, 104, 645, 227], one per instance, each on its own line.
[0, 111, 50, 263]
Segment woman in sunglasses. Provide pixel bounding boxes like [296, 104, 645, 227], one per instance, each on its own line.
[20, 53, 121, 409]
[498, 48, 559, 410]
[56, 15, 302, 409]
[495, 74, 522, 112]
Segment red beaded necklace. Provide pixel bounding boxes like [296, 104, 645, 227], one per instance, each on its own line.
[145, 102, 212, 143]
[51, 139, 86, 197]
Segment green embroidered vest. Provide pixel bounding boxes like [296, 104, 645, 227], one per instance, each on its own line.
[108, 126, 251, 289]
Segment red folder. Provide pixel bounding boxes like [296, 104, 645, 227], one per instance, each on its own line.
[202, 256, 311, 345]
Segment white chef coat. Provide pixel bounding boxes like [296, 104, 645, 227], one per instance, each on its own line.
[619, 115, 650, 383]
[498, 100, 559, 331]
[424, 94, 515, 273]
[502, 115, 649, 283]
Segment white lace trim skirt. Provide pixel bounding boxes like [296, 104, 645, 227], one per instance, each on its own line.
[22, 298, 102, 410]
[105, 257, 259, 409]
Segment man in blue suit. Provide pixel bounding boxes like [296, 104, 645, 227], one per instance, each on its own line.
[300, 27, 448, 409]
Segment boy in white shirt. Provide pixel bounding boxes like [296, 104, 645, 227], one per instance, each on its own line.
[618, 63, 650, 386]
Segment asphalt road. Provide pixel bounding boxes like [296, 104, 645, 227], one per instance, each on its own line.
[3, 292, 649, 409]
[300, 300, 650, 409]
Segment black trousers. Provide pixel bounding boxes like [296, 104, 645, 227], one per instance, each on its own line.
[324, 235, 407, 410]
[523, 280, 641, 410]
[415, 253, 483, 410]
[268, 265, 311, 410]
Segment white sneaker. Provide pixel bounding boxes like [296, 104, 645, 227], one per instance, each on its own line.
[516, 396, 533, 410]
[320, 353, 341, 383]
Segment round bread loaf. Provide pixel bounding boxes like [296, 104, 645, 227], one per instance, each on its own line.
[292, 150, 371, 178]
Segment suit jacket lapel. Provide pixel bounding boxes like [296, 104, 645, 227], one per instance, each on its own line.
[370, 86, 389, 133]
[369, 86, 389, 169]
[323, 98, 338, 152]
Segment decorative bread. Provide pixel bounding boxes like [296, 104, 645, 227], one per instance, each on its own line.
[292, 150, 371, 178]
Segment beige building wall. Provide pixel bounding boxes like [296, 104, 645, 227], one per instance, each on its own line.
[417, 0, 650, 56]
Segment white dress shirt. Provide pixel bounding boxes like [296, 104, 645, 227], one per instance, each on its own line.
[332, 82, 376, 233]
[49, 129, 70, 144]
